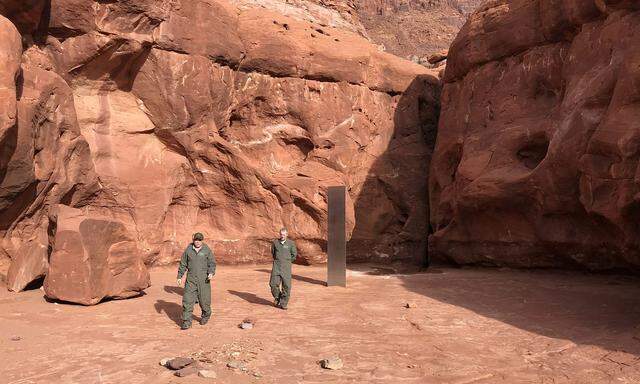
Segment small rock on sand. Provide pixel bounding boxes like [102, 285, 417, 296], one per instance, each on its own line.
[320, 357, 343, 370]
[159, 357, 172, 366]
[174, 366, 199, 377]
[227, 360, 247, 371]
[198, 369, 217, 378]
[240, 318, 255, 329]
[10, 336, 21, 341]
[405, 302, 417, 308]
[166, 357, 195, 370]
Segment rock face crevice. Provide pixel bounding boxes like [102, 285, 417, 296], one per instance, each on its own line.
[0, 0, 440, 302]
[429, 0, 640, 271]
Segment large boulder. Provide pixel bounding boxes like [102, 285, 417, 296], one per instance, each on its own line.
[44, 205, 150, 305]
[6, 226, 48, 292]
[429, 0, 640, 270]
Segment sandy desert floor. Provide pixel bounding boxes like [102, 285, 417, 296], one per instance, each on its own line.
[1, 264, 640, 384]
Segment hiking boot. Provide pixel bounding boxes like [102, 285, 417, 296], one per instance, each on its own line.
[180, 322, 192, 330]
[200, 316, 210, 325]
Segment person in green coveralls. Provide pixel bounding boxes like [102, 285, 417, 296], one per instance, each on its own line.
[176, 232, 216, 330]
[270, 227, 297, 310]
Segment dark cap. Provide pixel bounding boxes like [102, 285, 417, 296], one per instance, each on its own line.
[192, 232, 204, 241]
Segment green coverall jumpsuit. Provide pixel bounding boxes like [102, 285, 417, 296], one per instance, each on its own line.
[269, 239, 297, 308]
[177, 243, 216, 325]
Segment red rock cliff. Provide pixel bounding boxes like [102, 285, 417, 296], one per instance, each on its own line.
[0, 0, 440, 301]
[430, 0, 640, 270]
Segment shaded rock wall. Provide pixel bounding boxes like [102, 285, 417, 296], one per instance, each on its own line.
[0, 0, 440, 300]
[430, 0, 640, 270]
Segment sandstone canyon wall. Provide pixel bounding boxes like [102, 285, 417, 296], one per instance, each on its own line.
[0, 0, 440, 301]
[430, 0, 640, 271]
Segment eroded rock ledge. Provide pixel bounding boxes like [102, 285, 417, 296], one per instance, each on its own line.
[430, 0, 640, 270]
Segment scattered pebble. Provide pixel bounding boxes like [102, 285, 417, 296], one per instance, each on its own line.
[227, 360, 247, 371]
[253, 372, 262, 378]
[10, 336, 21, 341]
[159, 357, 172, 366]
[198, 369, 217, 379]
[427, 51, 448, 64]
[239, 318, 255, 330]
[174, 366, 199, 377]
[405, 302, 417, 309]
[230, 351, 241, 358]
[320, 356, 343, 370]
[166, 357, 195, 370]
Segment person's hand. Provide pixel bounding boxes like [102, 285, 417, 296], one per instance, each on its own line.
[207, 273, 213, 281]
[177, 278, 182, 286]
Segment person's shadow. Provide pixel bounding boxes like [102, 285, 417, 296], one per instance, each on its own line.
[255, 268, 326, 286]
[164, 285, 184, 295]
[154, 299, 185, 326]
[155, 299, 203, 325]
[228, 290, 274, 306]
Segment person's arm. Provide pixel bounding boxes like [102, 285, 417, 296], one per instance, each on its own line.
[176, 248, 188, 285]
[207, 248, 216, 277]
[290, 241, 297, 262]
[271, 241, 276, 260]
